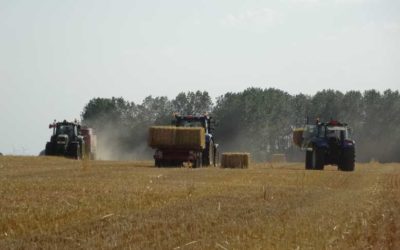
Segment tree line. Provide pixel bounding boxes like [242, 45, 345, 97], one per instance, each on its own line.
[81, 88, 400, 162]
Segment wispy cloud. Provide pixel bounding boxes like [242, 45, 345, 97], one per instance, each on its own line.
[221, 8, 284, 32]
[288, 0, 320, 3]
[285, 0, 374, 5]
[333, 0, 375, 4]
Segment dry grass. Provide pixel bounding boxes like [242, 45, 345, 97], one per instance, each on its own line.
[0, 156, 399, 249]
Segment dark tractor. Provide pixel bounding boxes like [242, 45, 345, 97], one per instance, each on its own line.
[153, 114, 218, 167]
[302, 120, 355, 171]
[44, 120, 85, 159]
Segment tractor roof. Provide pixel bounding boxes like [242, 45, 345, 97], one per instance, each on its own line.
[175, 114, 211, 121]
[320, 120, 347, 127]
[49, 120, 80, 129]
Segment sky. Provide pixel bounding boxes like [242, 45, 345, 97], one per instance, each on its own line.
[0, 0, 399, 155]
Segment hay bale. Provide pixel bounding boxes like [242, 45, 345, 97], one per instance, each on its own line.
[292, 128, 304, 147]
[221, 153, 250, 169]
[148, 126, 205, 150]
[271, 154, 286, 163]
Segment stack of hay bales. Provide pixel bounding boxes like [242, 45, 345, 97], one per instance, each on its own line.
[221, 153, 250, 169]
[292, 128, 305, 147]
[148, 126, 205, 150]
[271, 154, 286, 163]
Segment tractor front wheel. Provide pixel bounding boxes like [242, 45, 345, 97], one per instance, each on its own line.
[339, 148, 355, 171]
[203, 141, 214, 166]
[45, 142, 54, 156]
[305, 151, 312, 170]
[68, 143, 81, 160]
[194, 152, 203, 168]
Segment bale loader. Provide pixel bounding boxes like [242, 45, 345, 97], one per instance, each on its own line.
[149, 114, 218, 167]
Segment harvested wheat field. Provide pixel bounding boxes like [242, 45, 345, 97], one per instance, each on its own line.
[0, 156, 399, 249]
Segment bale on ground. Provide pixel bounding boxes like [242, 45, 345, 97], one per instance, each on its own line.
[148, 126, 205, 150]
[271, 154, 286, 163]
[221, 153, 250, 169]
[292, 128, 304, 147]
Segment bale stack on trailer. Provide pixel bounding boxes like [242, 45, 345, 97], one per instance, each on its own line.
[148, 126, 205, 150]
[221, 153, 250, 169]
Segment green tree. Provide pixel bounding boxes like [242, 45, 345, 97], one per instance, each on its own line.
[172, 91, 213, 115]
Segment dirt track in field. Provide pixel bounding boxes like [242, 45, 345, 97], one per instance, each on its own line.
[0, 156, 399, 249]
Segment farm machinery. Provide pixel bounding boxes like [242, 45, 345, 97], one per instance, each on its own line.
[149, 114, 218, 167]
[293, 120, 355, 171]
[44, 120, 97, 160]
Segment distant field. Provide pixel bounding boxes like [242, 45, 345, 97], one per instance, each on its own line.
[0, 156, 399, 249]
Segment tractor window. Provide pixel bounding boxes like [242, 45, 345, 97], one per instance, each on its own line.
[303, 125, 316, 139]
[317, 126, 326, 138]
[177, 120, 204, 128]
[57, 125, 74, 136]
[186, 121, 203, 127]
[327, 129, 340, 138]
[327, 127, 349, 140]
[342, 130, 349, 140]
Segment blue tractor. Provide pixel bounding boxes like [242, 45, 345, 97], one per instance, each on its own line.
[301, 120, 355, 171]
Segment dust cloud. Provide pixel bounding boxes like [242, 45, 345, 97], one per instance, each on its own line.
[87, 121, 153, 161]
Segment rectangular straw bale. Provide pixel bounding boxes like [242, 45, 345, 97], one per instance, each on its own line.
[292, 128, 304, 147]
[148, 126, 205, 150]
[221, 153, 250, 169]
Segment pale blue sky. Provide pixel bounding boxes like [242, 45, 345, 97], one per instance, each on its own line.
[1, 0, 399, 155]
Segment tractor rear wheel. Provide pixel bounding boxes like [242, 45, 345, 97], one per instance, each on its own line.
[311, 148, 324, 170]
[305, 151, 312, 169]
[339, 148, 355, 171]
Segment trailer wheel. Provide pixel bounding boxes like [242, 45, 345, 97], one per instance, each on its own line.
[80, 142, 85, 160]
[75, 144, 82, 160]
[90, 153, 96, 160]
